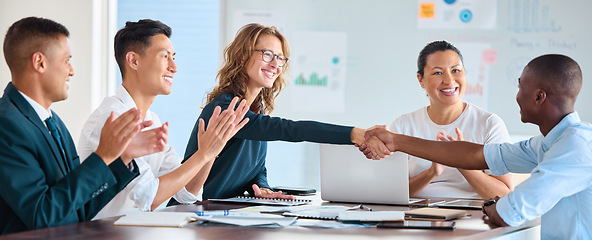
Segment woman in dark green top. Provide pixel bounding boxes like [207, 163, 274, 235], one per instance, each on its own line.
[185, 23, 375, 200]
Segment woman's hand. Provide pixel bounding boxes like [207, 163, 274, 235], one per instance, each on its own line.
[355, 125, 393, 160]
[197, 97, 249, 161]
[436, 127, 464, 141]
[252, 184, 295, 199]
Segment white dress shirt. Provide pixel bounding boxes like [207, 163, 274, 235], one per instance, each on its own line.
[78, 86, 200, 220]
[18, 90, 51, 126]
[484, 112, 592, 239]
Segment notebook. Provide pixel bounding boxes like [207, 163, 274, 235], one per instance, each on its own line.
[194, 213, 297, 227]
[209, 196, 312, 206]
[404, 207, 467, 221]
[337, 211, 405, 223]
[114, 212, 198, 227]
[320, 144, 412, 205]
[281, 206, 351, 220]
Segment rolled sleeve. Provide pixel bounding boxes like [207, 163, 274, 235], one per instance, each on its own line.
[128, 160, 159, 211]
[496, 195, 526, 226]
[174, 187, 201, 203]
[483, 143, 509, 176]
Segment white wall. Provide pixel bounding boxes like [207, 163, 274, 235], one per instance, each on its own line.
[222, 0, 592, 189]
[0, 0, 111, 143]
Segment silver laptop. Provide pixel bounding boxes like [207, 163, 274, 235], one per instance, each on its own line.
[320, 144, 411, 205]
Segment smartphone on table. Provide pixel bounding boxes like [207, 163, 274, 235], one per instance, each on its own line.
[272, 186, 316, 195]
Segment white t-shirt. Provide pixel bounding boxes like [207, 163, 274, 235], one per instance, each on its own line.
[390, 103, 510, 199]
[78, 86, 200, 220]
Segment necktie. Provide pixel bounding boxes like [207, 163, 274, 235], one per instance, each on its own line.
[45, 116, 68, 169]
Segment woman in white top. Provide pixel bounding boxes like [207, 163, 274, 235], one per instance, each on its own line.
[390, 41, 513, 199]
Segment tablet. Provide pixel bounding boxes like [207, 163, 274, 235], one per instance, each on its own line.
[377, 220, 455, 230]
[435, 199, 484, 210]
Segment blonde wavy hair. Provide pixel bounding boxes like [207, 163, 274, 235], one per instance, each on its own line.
[207, 23, 290, 115]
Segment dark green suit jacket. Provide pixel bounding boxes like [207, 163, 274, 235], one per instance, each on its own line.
[0, 83, 138, 234]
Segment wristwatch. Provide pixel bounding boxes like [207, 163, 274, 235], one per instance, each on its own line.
[483, 199, 496, 207]
[482, 199, 497, 216]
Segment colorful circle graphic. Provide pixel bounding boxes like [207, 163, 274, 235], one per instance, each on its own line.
[459, 9, 473, 23]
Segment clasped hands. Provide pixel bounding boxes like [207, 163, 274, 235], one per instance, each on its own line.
[357, 126, 465, 160]
[356, 125, 396, 160]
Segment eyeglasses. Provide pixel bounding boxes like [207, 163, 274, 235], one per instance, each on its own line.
[254, 49, 288, 67]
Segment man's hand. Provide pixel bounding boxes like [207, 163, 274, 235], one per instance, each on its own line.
[358, 127, 397, 159]
[482, 196, 509, 227]
[95, 108, 143, 165]
[196, 97, 250, 161]
[252, 184, 295, 199]
[120, 121, 168, 163]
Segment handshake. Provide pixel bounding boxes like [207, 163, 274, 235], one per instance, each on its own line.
[354, 125, 466, 161]
[354, 126, 397, 160]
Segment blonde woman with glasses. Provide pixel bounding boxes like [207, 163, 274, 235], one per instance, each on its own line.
[181, 23, 382, 201]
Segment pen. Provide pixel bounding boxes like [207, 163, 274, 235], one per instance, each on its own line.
[193, 210, 231, 216]
[360, 205, 373, 211]
[408, 200, 446, 208]
[349, 204, 373, 211]
[427, 200, 446, 207]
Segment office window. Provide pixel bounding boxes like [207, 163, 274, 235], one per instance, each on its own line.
[117, 0, 220, 156]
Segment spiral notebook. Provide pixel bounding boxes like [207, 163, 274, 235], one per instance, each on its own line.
[281, 206, 351, 220]
[114, 212, 198, 227]
[209, 196, 312, 206]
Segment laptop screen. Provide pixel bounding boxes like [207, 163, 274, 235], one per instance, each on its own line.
[319, 144, 410, 205]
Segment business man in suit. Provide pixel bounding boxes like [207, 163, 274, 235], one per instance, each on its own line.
[0, 17, 167, 234]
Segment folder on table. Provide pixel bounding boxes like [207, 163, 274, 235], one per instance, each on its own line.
[404, 208, 467, 221]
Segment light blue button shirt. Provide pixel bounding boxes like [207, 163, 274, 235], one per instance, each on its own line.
[484, 112, 592, 239]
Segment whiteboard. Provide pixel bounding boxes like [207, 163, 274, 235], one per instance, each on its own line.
[221, 0, 592, 188]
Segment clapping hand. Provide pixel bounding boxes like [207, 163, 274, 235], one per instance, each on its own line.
[436, 127, 464, 141]
[95, 108, 164, 165]
[197, 97, 250, 161]
[121, 120, 168, 163]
